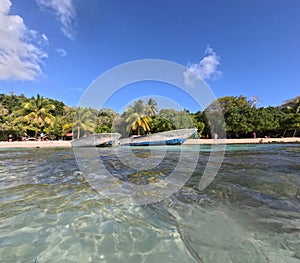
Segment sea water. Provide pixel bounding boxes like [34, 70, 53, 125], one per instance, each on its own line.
[0, 144, 299, 262]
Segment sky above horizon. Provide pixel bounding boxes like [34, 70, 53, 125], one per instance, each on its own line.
[0, 0, 300, 113]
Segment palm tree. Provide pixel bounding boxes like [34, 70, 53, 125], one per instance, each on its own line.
[281, 96, 300, 137]
[146, 98, 158, 116]
[124, 100, 153, 136]
[73, 107, 96, 139]
[126, 113, 152, 135]
[58, 106, 75, 136]
[19, 94, 56, 137]
[282, 96, 300, 114]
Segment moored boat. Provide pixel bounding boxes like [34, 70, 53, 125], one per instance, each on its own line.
[71, 133, 121, 147]
[119, 128, 197, 146]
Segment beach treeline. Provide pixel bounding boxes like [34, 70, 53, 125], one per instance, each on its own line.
[0, 93, 299, 141]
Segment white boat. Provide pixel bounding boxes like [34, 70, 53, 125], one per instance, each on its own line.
[71, 133, 121, 147]
[119, 128, 197, 146]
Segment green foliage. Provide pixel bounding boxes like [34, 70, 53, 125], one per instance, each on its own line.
[281, 96, 300, 114]
[0, 93, 299, 140]
[47, 98, 66, 116]
[73, 107, 97, 139]
[253, 107, 281, 134]
[192, 111, 209, 135]
[95, 108, 119, 133]
[0, 93, 28, 114]
[159, 109, 194, 129]
[280, 96, 300, 137]
[224, 104, 255, 137]
[122, 99, 155, 136]
[16, 94, 56, 136]
[60, 106, 75, 136]
[114, 100, 195, 136]
[0, 94, 70, 140]
[150, 116, 175, 133]
[0, 104, 10, 140]
[191, 115, 205, 137]
[146, 98, 158, 116]
[199, 95, 300, 138]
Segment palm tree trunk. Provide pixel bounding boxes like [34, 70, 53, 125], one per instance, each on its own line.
[283, 129, 287, 137]
[293, 129, 297, 137]
[77, 126, 80, 139]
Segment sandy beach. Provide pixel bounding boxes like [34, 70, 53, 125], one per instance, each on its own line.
[0, 137, 299, 148]
[184, 137, 300, 145]
[0, 140, 72, 148]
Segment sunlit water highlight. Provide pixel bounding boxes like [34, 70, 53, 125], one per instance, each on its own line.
[0, 144, 299, 262]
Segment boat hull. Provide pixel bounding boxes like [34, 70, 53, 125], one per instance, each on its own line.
[71, 133, 121, 147]
[119, 128, 197, 146]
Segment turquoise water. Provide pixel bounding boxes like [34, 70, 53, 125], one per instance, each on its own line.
[0, 144, 299, 262]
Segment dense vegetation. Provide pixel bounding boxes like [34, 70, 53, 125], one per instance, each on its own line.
[0, 93, 72, 141]
[0, 93, 299, 141]
[194, 95, 300, 138]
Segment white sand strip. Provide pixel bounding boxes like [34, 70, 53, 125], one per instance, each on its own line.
[184, 137, 300, 144]
[0, 137, 299, 148]
[0, 141, 71, 148]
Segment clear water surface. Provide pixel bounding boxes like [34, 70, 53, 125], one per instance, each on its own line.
[0, 144, 299, 262]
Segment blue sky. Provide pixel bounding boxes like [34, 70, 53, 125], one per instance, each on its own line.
[1, 0, 300, 113]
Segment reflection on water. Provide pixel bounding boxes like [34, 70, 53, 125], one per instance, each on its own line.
[0, 145, 299, 262]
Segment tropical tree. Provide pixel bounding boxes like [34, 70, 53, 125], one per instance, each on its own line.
[150, 115, 175, 133]
[125, 113, 152, 135]
[281, 96, 300, 136]
[44, 117, 63, 139]
[204, 96, 254, 138]
[281, 96, 300, 114]
[96, 108, 119, 133]
[191, 115, 205, 137]
[0, 93, 28, 114]
[1, 92, 300, 141]
[225, 105, 255, 138]
[146, 98, 158, 116]
[0, 104, 9, 140]
[192, 111, 210, 137]
[73, 107, 97, 139]
[16, 94, 56, 137]
[282, 114, 300, 137]
[159, 109, 195, 130]
[0, 104, 8, 120]
[59, 106, 75, 137]
[123, 100, 153, 136]
[47, 98, 65, 116]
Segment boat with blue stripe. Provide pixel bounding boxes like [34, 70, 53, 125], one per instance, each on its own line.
[119, 128, 197, 146]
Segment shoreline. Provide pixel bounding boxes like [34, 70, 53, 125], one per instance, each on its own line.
[184, 137, 300, 145]
[0, 140, 72, 148]
[0, 137, 299, 148]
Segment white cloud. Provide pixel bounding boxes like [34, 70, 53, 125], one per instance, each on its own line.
[0, 0, 47, 81]
[42, 34, 49, 42]
[184, 45, 222, 86]
[56, 48, 67, 57]
[36, 0, 76, 39]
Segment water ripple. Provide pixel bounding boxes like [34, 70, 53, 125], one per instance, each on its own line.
[0, 145, 299, 262]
